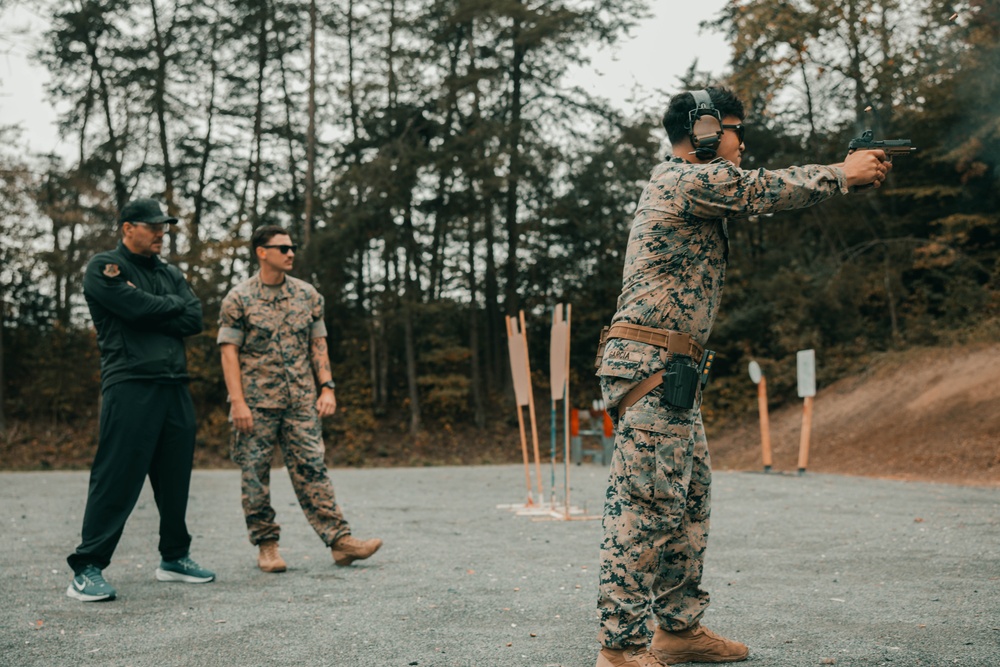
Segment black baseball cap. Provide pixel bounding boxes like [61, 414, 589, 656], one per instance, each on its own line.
[119, 198, 178, 226]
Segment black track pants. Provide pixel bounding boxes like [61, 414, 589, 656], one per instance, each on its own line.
[67, 381, 196, 574]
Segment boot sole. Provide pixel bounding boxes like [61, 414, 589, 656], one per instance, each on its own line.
[653, 650, 749, 665]
[333, 541, 382, 566]
[258, 563, 287, 573]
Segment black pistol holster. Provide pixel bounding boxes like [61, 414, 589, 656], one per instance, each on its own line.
[660, 359, 700, 410]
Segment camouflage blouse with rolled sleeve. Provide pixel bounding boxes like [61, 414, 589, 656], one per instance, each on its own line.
[614, 156, 846, 345]
[598, 156, 846, 407]
[217, 273, 328, 409]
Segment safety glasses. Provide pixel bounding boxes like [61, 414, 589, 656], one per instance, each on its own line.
[722, 124, 745, 143]
[261, 244, 297, 254]
[127, 222, 170, 232]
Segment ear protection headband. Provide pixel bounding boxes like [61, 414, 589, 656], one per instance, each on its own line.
[686, 89, 723, 161]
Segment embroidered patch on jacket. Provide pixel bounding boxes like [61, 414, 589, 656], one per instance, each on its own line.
[103, 263, 121, 278]
[606, 348, 638, 362]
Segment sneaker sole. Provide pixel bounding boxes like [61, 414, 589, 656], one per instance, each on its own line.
[65, 585, 115, 602]
[155, 568, 215, 584]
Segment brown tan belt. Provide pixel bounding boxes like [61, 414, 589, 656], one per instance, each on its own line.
[599, 324, 704, 413]
[606, 323, 703, 360]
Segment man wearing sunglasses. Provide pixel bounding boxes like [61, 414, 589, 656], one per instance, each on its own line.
[594, 88, 891, 666]
[218, 225, 381, 573]
[67, 198, 215, 602]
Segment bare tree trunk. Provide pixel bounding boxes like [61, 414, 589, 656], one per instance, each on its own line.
[83, 34, 128, 209]
[276, 49, 303, 237]
[0, 283, 6, 433]
[402, 198, 421, 435]
[884, 250, 900, 347]
[378, 311, 389, 412]
[503, 3, 526, 316]
[845, 0, 868, 129]
[467, 16, 503, 392]
[303, 0, 317, 249]
[483, 199, 502, 389]
[346, 0, 359, 139]
[190, 21, 220, 260]
[799, 56, 817, 151]
[78, 71, 94, 167]
[250, 0, 271, 226]
[427, 27, 463, 300]
[467, 200, 485, 429]
[387, 0, 398, 110]
[347, 0, 377, 413]
[376, 252, 392, 415]
[150, 0, 177, 257]
[876, 2, 894, 133]
[63, 218, 80, 326]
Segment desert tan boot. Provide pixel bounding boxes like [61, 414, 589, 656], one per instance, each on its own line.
[595, 646, 664, 667]
[331, 535, 383, 566]
[257, 539, 287, 573]
[650, 624, 749, 664]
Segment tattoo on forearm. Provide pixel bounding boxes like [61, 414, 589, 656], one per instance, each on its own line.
[311, 337, 331, 379]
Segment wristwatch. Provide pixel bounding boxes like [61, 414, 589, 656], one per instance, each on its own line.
[321, 380, 336, 391]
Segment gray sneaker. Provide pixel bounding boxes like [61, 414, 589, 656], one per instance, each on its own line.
[155, 555, 215, 583]
[66, 565, 117, 602]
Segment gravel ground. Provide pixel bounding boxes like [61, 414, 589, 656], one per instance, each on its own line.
[1, 464, 998, 667]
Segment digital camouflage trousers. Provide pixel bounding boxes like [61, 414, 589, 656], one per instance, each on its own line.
[230, 405, 350, 547]
[597, 385, 712, 650]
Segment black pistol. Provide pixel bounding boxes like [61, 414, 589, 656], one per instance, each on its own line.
[848, 129, 916, 162]
[848, 129, 915, 190]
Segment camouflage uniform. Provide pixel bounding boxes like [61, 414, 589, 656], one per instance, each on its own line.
[218, 273, 350, 547]
[597, 156, 847, 649]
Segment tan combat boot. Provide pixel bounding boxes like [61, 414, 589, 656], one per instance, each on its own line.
[650, 624, 749, 664]
[331, 535, 383, 566]
[595, 646, 664, 667]
[257, 539, 287, 573]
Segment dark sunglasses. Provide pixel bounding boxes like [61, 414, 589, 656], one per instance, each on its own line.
[127, 221, 170, 231]
[722, 123, 745, 143]
[261, 244, 297, 254]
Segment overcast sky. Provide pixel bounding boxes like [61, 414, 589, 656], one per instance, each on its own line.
[0, 1, 731, 157]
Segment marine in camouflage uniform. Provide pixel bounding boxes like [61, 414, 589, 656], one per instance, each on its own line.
[595, 88, 890, 667]
[219, 225, 381, 570]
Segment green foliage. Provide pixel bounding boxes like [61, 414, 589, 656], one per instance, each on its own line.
[1, 0, 998, 464]
[5, 324, 101, 422]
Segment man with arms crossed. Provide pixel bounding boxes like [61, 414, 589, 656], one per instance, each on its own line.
[594, 88, 891, 666]
[218, 225, 381, 572]
[68, 198, 215, 602]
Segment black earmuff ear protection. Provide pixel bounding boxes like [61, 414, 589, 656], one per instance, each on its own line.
[687, 89, 723, 161]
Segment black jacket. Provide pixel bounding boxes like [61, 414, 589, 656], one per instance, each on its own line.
[83, 242, 203, 390]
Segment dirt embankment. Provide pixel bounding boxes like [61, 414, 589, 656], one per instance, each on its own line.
[710, 343, 1000, 486]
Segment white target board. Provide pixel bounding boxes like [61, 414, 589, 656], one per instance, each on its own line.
[796, 349, 816, 398]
